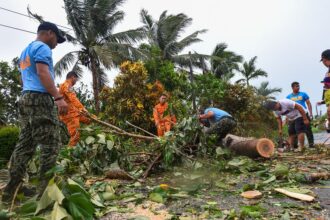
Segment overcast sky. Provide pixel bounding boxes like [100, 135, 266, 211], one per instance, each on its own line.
[1, 0, 330, 115]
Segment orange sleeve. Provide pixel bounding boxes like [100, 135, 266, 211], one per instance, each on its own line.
[61, 81, 85, 111]
[153, 105, 160, 124]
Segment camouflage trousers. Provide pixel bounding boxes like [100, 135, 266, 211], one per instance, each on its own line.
[204, 116, 237, 140]
[3, 93, 60, 197]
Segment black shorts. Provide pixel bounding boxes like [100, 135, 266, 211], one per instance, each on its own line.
[288, 117, 306, 135]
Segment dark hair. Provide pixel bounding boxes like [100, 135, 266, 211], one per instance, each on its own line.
[321, 49, 330, 61]
[263, 100, 278, 110]
[66, 71, 78, 79]
[291, 82, 299, 88]
[160, 93, 167, 97]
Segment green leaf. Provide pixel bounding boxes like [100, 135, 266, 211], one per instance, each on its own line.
[216, 147, 226, 155]
[106, 140, 114, 150]
[66, 178, 89, 197]
[97, 134, 106, 144]
[282, 187, 314, 195]
[28, 160, 38, 173]
[193, 161, 203, 169]
[64, 192, 95, 220]
[170, 192, 189, 199]
[273, 164, 289, 177]
[215, 181, 227, 189]
[129, 216, 150, 220]
[240, 205, 265, 218]
[228, 158, 247, 167]
[35, 182, 65, 214]
[149, 192, 165, 203]
[263, 175, 276, 184]
[280, 211, 290, 220]
[18, 201, 37, 216]
[207, 201, 218, 205]
[0, 210, 9, 220]
[51, 202, 71, 220]
[85, 136, 95, 145]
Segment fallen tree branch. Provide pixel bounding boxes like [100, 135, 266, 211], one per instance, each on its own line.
[143, 153, 162, 179]
[126, 121, 158, 137]
[101, 129, 155, 140]
[82, 112, 156, 140]
[128, 152, 157, 156]
[10, 182, 22, 212]
[274, 188, 314, 202]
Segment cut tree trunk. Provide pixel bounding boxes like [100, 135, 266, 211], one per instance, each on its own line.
[222, 134, 275, 158]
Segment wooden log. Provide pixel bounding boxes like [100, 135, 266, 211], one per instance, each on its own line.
[241, 190, 263, 199]
[105, 169, 134, 180]
[222, 134, 275, 158]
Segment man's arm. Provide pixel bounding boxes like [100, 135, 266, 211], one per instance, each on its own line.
[36, 63, 68, 114]
[199, 111, 214, 120]
[61, 82, 84, 111]
[294, 104, 309, 125]
[306, 99, 313, 117]
[153, 107, 160, 126]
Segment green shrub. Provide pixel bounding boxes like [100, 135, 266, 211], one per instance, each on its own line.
[0, 126, 19, 166]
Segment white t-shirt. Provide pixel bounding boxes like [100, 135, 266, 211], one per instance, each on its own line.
[274, 99, 305, 121]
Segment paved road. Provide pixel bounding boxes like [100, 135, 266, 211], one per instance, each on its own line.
[314, 132, 330, 145]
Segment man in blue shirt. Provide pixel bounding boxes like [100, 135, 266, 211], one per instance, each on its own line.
[199, 107, 236, 141]
[286, 82, 314, 147]
[2, 22, 68, 202]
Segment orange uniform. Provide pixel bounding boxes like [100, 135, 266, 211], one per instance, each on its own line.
[59, 79, 90, 146]
[153, 102, 176, 136]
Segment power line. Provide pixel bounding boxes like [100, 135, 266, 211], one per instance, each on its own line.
[0, 6, 73, 31]
[0, 23, 36, 34]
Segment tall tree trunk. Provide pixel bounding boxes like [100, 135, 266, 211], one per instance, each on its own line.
[90, 58, 100, 113]
[189, 51, 196, 112]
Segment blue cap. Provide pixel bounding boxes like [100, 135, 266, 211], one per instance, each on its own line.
[37, 21, 65, 44]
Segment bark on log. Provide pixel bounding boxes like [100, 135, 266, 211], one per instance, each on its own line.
[222, 134, 275, 158]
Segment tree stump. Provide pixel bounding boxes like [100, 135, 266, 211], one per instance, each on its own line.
[222, 134, 275, 158]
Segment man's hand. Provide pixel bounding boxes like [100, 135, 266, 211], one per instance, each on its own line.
[56, 99, 68, 115]
[317, 101, 323, 106]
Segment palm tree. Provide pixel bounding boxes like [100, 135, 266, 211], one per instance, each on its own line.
[29, 0, 146, 112]
[237, 56, 268, 87]
[256, 81, 282, 100]
[210, 43, 242, 79]
[140, 9, 207, 68]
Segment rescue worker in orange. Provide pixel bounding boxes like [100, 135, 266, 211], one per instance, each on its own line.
[59, 71, 91, 146]
[153, 94, 176, 136]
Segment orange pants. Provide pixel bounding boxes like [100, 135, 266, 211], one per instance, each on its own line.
[156, 122, 172, 137]
[61, 115, 90, 147]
